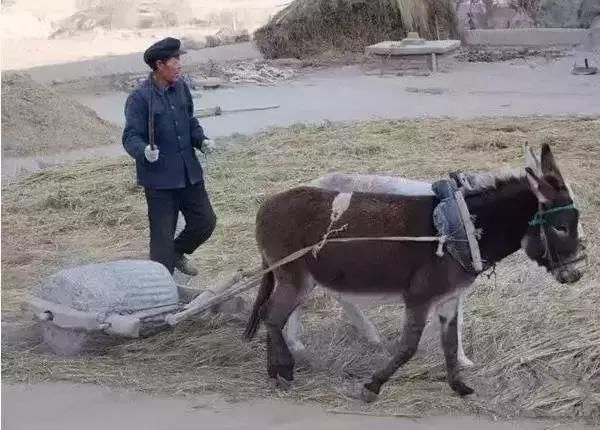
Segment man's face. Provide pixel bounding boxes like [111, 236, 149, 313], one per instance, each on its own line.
[156, 55, 182, 83]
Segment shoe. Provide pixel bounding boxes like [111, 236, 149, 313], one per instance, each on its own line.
[175, 254, 199, 276]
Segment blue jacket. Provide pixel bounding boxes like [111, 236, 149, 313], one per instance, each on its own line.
[122, 77, 208, 189]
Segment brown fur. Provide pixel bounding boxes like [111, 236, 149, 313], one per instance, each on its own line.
[256, 189, 448, 298]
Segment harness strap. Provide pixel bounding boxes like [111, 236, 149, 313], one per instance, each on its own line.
[536, 204, 585, 271]
[454, 190, 483, 272]
[529, 203, 575, 226]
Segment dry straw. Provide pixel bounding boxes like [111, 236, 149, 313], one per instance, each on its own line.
[254, 0, 459, 59]
[2, 116, 599, 422]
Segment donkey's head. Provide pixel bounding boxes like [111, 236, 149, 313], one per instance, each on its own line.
[521, 144, 586, 284]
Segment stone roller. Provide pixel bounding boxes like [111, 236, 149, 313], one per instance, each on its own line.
[23, 259, 248, 355]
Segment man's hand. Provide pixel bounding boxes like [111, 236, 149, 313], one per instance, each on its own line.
[145, 145, 159, 162]
[201, 139, 216, 154]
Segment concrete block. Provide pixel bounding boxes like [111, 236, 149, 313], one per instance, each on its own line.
[361, 53, 455, 75]
[366, 40, 461, 56]
[464, 29, 589, 47]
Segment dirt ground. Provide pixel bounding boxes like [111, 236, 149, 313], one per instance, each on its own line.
[78, 56, 600, 134]
[2, 383, 594, 430]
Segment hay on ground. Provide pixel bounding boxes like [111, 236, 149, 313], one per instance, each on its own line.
[2, 117, 599, 423]
[254, 0, 460, 59]
[0, 73, 120, 157]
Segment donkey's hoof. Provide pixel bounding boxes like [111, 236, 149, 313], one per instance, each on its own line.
[458, 355, 474, 368]
[278, 365, 295, 382]
[360, 385, 379, 403]
[269, 364, 294, 383]
[450, 380, 474, 396]
[291, 347, 317, 368]
[365, 332, 382, 346]
[271, 376, 292, 390]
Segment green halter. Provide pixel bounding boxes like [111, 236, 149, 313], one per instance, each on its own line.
[529, 204, 576, 227]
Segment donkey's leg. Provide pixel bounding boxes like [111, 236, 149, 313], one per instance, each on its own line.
[437, 295, 475, 396]
[284, 278, 320, 356]
[263, 270, 312, 382]
[361, 303, 429, 403]
[333, 293, 382, 345]
[456, 293, 474, 368]
[435, 293, 473, 368]
[284, 307, 307, 355]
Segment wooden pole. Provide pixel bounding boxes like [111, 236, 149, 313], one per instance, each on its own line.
[166, 271, 250, 326]
[194, 105, 280, 118]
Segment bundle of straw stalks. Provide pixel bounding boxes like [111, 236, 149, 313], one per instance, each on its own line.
[254, 0, 460, 59]
[2, 117, 599, 423]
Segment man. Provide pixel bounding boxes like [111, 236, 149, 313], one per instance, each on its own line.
[122, 37, 216, 276]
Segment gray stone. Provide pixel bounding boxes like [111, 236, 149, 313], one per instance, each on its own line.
[366, 40, 461, 56]
[35, 260, 179, 315]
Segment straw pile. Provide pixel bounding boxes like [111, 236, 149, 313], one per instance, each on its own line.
[2, 116, 599, 423]
[254, 0, 460, 59]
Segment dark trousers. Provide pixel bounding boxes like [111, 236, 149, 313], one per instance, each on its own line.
[144, 181, 217, 274]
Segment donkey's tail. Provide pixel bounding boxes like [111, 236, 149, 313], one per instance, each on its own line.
[243, 256, 274, 340]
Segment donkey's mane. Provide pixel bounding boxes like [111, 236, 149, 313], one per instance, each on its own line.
[462, 167, 527, 196]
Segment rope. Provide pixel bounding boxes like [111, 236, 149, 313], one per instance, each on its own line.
[529, 203, 576, 226]
[253, 234, 450, 292]
[312, 222, 348, 258]
[167, 233, 450, 325]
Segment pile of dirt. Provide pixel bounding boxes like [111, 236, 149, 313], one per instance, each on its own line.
[254, 0, 459, 59]
[1, 73, 120, 157]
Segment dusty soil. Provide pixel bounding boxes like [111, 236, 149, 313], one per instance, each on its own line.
[0, 72, 120, 157]
[2, 383, 593, 430]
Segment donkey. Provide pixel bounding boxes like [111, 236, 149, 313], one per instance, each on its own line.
[244, 144, 586, 400]
[284, 173, 476, 369]
[284, 160, 586, 370]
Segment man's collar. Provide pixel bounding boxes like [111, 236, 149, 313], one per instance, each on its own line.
[148, 74, 177, 93]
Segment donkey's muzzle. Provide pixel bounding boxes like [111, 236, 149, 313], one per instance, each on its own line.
[552, 249, 587, 284]
[555, 267, 583, 284]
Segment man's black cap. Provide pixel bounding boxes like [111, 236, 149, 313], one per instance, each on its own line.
[143, 37, 187, 67]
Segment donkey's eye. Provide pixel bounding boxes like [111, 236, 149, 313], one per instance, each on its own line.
[553, 225, 568, 235]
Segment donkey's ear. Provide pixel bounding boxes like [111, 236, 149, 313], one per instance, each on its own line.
[526, 167, 555, 204]
[523, 142, 541, 174]
[540, 143, 565, 184]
